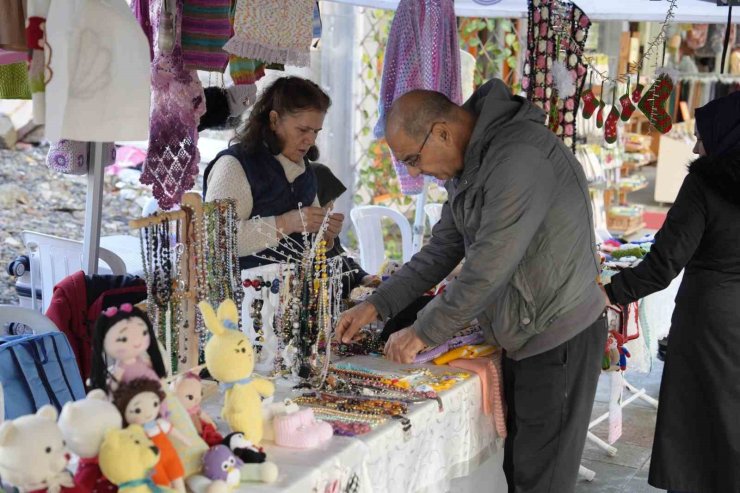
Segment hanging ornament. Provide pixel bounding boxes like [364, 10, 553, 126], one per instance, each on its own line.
[595, 85, 606, 129]
[581, 72, 599, 119]
[631, 66, 644, 104]
[604, 85, 620, 144]
[619, 76, 636, 122]
[638, 72, 674, 134]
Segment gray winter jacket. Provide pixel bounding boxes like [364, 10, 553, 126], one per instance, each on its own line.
[367, 79, 605, 360]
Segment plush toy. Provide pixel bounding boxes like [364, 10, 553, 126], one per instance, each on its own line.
[112, 379, 188, 493]
[58, 389, 123, 493]
[171, 373, 222, 447]
[222, 432, 265, 464]
[187, 444, 278, 493]
[611, 330, 631, 371]
[198, 299, 275, 445]
[98, 426, 173, 493]
[0, 406, 75, 493]
[90, 304, 167, 392]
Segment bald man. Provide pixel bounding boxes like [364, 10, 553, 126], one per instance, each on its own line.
[336, 79, 607, 493]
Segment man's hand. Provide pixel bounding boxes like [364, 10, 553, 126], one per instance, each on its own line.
[361, 275, 381, 288]
[384, 327, 427, 364]
[335, 302, 379, 343]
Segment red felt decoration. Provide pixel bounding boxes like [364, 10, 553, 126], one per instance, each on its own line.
[604, 106, 620, 144]
[595, 100, 606, 128]
[638, 74, 674, 134]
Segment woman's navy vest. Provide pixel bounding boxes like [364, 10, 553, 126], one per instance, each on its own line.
[203, 144, 317, 270]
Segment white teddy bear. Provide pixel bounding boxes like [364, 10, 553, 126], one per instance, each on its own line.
[0, 405, 75, 493]
[58, 389, 123, 493]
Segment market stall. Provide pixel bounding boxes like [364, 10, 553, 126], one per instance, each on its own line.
[1, 0, 738, 492]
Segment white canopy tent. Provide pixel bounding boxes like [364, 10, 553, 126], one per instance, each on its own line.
[328, 0, 735, 23]
[78, 0, 735, 275]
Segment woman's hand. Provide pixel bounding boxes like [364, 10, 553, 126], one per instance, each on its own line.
[276, 207, 328, 235]
[324, 212, 344, 241]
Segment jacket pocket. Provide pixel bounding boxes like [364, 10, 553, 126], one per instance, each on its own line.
[509, 263, 538, 335]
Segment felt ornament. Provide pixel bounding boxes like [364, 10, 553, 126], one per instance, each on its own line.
[112, 379, 190, 493]
[58, 389, 123, 493]
[98, 426, 168, 493]
[595, 99, 606, 129]
[198, 299, 275, 445]
[638, 73, 674, 134]
[604, 106, 620, 144]
[580, 72, 598, 119]
[0, 406, 77, 493]
[603, 85, 620, 144]
[631, 66, 644, 104]
[619, 77, 636, 122]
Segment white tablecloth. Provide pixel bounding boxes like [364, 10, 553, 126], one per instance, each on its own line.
[203, 355, 507, 493]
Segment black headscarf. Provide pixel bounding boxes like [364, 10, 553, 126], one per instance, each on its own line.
[695, 90, 740, 157]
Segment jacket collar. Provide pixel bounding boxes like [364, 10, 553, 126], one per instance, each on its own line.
[688, 149, 740, 206]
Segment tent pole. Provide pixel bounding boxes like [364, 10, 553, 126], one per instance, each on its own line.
[82, 142, 106, 275]
[411, 178, 429, 254]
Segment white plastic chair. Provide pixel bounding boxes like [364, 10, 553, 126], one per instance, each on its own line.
[350, 205, 413, 276]
[425, 203, 444, 230]
[0, 304, 60, 335]
[21, 231, 127, 313]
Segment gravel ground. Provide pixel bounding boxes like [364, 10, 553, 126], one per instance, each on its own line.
[0, 144, 202, 304]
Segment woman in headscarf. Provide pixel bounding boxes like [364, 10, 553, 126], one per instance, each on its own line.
[604, 91, 740, 493]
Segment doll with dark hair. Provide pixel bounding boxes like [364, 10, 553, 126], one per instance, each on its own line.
[89, 303, 167, 392]
[112, 378, 189, 493]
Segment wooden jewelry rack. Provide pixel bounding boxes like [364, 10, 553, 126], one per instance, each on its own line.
[129, 192, 203, 374]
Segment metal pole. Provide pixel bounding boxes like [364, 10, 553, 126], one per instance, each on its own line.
[317, 2, 356, 243]
[82, 142, 106, 274]
[411, 178, 429, 254]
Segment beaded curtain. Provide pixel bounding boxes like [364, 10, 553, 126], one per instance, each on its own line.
[375, 0, 462, 195]
[521, 0, 590, 151]
[136, 0, 206, 210]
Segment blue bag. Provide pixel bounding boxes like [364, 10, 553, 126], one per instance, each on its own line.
[0, 332, 85, 420]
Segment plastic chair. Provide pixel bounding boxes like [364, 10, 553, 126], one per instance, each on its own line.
[350, 205, 413, 276]
[21, 231, 127, 313]
[0, 304, 60, 335]
[425, 203, 443, 229]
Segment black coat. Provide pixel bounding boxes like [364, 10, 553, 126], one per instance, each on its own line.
[606, 149, 740, 493]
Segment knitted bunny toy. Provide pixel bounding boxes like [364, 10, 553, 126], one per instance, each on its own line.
[198, 299, 274, 444]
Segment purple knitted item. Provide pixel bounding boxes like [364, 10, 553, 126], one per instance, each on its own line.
[414, 330, 485, 364]
[138, 0, 205, 210]
[375, 0, 461, 195]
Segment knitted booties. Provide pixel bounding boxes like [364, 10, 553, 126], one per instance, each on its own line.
[297, 408, 333, 443]
[273, 409, 331, 449]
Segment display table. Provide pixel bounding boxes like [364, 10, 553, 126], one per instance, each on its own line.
[203, 355, 506, 493]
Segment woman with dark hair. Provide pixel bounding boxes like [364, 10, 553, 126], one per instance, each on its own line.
[203, 76, 343, 269]
[604, 91, 740, 493]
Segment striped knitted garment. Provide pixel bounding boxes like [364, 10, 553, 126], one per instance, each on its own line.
[181, 0, 232, 72]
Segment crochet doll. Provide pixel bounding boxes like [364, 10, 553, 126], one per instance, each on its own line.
[172, 372, 223, 447]
[90, 303, 167, 392]
[113, 378, 189, 493]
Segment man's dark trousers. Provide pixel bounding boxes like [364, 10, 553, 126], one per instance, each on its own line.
[503, 314, 607, 493]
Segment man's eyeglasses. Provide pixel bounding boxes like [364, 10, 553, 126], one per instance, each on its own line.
[398, 122, 441, 168]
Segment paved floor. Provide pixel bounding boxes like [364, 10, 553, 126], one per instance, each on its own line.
[575, 356, 664, 493]
[577, 165, 667, 493]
